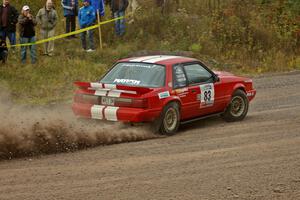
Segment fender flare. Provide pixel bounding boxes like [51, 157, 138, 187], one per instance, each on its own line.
[162, 96, 182, 109]
[232, 83, 246, 96]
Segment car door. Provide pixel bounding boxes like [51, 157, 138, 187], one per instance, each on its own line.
[172, 64, 201, 120]
[182, 62, 224, 116]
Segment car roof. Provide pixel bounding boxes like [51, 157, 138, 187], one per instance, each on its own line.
[119, 55, 198, 65]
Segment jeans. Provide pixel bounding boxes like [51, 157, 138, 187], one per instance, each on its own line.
[80, 30, 94, 50]
[20, 36, 37, 64]
[66, 15, 76, 35]
[113, 11, 126, 36]
[0, 30, 16, 47]
[41, 29, 55, 55]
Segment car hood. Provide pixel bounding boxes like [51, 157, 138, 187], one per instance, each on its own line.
[213, 71, 252, 83]
[213, 71, 234, 77]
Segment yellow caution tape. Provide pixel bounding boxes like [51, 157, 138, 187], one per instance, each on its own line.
[7, 16, 124, 48]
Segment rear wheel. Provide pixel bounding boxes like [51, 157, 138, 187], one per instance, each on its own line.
[222, 90, 249, 122]
[154, 102, 180, 135]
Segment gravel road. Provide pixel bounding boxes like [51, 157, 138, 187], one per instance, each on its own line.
[0, 72, 300, 200]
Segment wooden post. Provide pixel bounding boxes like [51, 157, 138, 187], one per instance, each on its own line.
[97, 9, 103, 50]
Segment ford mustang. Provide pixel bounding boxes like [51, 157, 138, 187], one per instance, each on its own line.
[72, 55, 256, 135]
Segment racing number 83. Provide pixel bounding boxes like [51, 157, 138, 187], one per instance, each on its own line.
[203, 90, 212, 102]
[200, 83, 215, 107]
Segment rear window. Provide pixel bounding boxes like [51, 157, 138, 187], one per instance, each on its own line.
[100, 62, 165, 87]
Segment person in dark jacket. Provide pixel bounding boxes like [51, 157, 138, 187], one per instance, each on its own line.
[61, 0, 78, 37]
[0, 0, 18, 48]
[18, 5, 37, 64]
[0, 37, 8, 64]
[110, 0, 128, 36]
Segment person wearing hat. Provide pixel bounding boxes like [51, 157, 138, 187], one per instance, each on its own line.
[36, 0, 58, 56]
[78, 0, 96, 52]
[0, 0, 18, 49]
[18, 5, 37, 64]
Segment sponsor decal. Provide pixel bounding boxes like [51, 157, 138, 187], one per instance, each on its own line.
[158, 91, 170, 99]
[175, 88, 188, 94]
[199, 83, 215, 108]
[174, 88, 188, 98]
[113, 79, 141, 85]
[122, 63, 157, 69]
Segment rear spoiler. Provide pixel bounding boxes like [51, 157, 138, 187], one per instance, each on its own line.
[74, 81, 153, 94]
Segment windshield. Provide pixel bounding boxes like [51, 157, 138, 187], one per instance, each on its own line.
[100, 62, 166, 87]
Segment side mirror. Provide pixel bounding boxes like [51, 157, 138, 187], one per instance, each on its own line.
[214, 74, 220, 82]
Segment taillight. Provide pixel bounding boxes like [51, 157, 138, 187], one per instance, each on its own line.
[115, 98, 148, 108]
[74, 94, 99, 104]
[132, 99, 148, 108]
[115, 98, 132, 107]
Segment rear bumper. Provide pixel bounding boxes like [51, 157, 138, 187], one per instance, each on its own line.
[246, 89, 256, 101]
[72, 103, 161, 123]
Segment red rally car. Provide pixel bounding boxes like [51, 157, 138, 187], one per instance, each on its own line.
[72, 55, 256, 135]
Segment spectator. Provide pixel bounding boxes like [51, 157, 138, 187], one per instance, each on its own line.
[0, 0, 18, 49]
[0, 37, 8, 64]
[18, 5, 37, 64]
[36, 0, 58, 56]
[110, 0, 129, 36]
[78, 0, 96, 52]
[61, 0, 78, 38]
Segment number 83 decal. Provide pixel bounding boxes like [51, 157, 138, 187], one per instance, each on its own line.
[199, 83, 215, 107]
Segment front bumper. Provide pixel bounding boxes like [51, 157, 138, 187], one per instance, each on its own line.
[72, 103, 161, 123]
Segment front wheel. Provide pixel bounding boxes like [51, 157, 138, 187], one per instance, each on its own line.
[154, 102, 180, 135]
[222, 90, 249, 122]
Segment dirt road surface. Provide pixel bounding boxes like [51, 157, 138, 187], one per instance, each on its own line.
[0, 72, 300, 200]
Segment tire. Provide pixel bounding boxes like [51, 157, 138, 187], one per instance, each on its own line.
[222, 89, 249, 122]
[154, 102, 180, 135]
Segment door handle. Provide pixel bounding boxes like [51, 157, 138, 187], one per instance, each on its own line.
[191, 89, 197, 93]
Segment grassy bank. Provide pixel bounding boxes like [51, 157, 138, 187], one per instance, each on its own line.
[1, 0, 300, 104]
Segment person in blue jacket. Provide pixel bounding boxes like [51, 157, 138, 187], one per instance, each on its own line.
[78, 0, 96, 51]
[61, 0, 78, 38]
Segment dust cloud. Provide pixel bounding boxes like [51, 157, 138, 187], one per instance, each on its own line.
[0, 87, 158, 160]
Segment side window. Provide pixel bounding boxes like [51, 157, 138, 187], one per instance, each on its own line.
[173, 65, 187, 88]
[183, 63, 213, 85]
